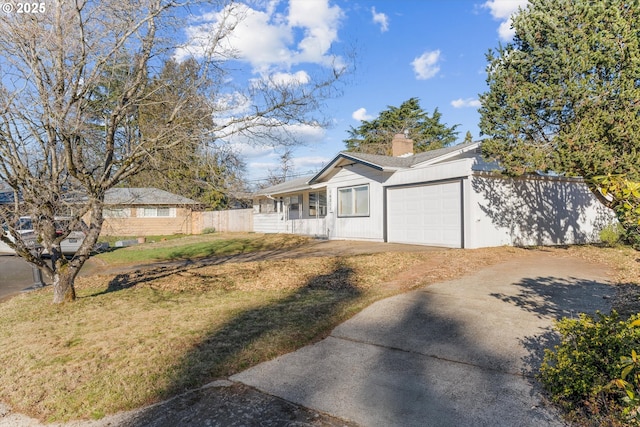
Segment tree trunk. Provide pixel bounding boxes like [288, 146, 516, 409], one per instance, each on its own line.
[52, 266, 77, 304]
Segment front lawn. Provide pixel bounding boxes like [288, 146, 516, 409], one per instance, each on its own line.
[0, 235, 526, 423]
[93, 233, 310, 266]
[0, 239, 638, 424]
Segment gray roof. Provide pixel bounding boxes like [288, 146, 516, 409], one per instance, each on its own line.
[340, 142, 479, 168]
[308, 141, 481, 184]
[255, 142, 481, 196]
[254, 175, 314, 196]
[105, 188, 199, 205]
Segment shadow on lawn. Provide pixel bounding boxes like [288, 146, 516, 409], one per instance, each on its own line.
[90, 245, 310, 296]
[119, 260, 362, 426]
[167, 260, 360, 393]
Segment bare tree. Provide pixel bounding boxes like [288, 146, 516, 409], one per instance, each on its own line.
[264, 147, 295, 186]
[0, 0, 347, 303]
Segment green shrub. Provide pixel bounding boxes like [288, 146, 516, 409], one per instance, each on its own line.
[610, 319, 640, 423]
[540, 312, 640, 423]
[600, 223, 625, 247]
[202, 227, 216, 234]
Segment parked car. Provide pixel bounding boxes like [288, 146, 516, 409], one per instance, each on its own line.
[2, 216, 87, 256]
[0, 223, 13, 253]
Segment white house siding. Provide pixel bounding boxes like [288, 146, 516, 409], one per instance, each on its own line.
[386, 158, 475, 187]
[288, 217, 327, 236]
[325, 164, 391, 241]
[253, 213, 288, 234]
[466, 174, 616, 248]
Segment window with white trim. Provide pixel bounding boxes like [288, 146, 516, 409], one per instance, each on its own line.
[285, 195, 301, 212]
[138, 207, 175, 218]
[257, 198, 277, 213]
[309, 191, 327, 217]
[338, 185, 369, 217]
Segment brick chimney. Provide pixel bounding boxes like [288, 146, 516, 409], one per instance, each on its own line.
[391, 133, 414, 157]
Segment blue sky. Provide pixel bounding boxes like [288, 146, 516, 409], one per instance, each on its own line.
[179, 0, 528, 184]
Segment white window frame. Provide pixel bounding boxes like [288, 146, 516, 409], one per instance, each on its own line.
[137, 207, 176, 218]
[309, 191, 327, 217]
[257, 198, 277, 214]
[338, 184, 369, 217]
[284, 195, 301, 212]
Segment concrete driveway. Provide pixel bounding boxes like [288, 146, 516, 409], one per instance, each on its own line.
[232, 252, 613, 426]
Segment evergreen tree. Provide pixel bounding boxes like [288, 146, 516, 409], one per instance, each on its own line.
[345, 98, 459, 155]
[463, 131, 473, 144]
[479, 0, 640, 245]
[126, 58, 246, 208]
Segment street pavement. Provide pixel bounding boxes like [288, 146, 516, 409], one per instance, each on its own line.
[232, 252, 613, 426]
[0, 255, 40, 301]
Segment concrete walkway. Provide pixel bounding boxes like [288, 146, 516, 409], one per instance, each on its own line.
[232, 252, 613, 426]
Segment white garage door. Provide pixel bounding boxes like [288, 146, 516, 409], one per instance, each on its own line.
[387, 181, 462, 248]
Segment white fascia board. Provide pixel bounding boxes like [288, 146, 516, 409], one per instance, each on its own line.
[412, 142, 481, 168]
[310, 153, 386, 184]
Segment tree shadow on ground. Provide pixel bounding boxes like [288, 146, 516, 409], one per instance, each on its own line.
[118, 260, 362, 427]
[268, 283, 570, 426]
[89, 246, 314, 296]
[490, 276, 613, 320]
[491, 275, 613, 377]
[344, 274, 613, 425]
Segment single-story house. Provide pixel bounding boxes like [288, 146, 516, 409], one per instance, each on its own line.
[253, 135, 616, 249]
[0, 185, 201, 237]
[101, 187, 200, 236]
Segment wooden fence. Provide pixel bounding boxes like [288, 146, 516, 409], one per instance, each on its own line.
[192, 208, 253, 234]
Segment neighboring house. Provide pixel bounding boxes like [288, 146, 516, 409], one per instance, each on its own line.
[253, 135, 616, 249]
[101, 188, 200, 236]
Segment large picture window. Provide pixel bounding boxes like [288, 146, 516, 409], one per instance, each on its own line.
[309, 191, 327, 217]
[338, 185, 369, 217]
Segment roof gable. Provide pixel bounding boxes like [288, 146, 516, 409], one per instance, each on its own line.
[309, 141, 481, 184]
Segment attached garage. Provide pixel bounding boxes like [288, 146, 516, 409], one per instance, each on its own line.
[386, 180, 463, 248]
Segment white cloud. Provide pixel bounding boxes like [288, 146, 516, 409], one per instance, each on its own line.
[177, 0, 344, 73]
[411, 50, 441, 80]
[371, 7, 389, 32]
[212, 92, 252, 116]
[251, 70, 311, 88]
[289, 0, 344, 65]
[221, 120, 326, 150]
[451, 98, 482, 108]
[497, 20, 516, 41]
[293, 155, 331, 171]
[352, 107, 373, 121]
[483, 0, 528, 41]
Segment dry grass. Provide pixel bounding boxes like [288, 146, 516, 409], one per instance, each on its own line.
[93, 233, 311, 266]
[2, 240, 637, 423]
